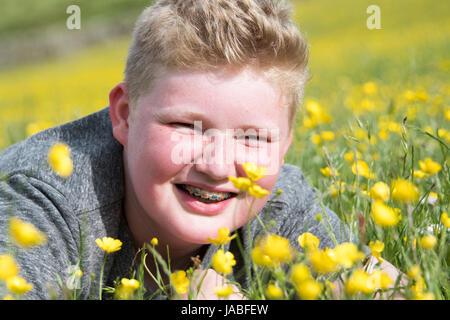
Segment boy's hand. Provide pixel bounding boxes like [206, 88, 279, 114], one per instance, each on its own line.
[174, 269, 246, 300]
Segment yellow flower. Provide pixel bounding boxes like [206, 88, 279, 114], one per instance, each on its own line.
[369, 240, 385, 263]
[295, 279, 322, 300]
[418, 158, 442, 175]
[259, 234, 294, 266]
[307, 248, 338, 274]
[391, 178, 420, 202]
[419, 234, 437, 249]
[206, 227, 237, 245]
[290, 263, 312, 284]
[305, 100, 332, 124]
[412, 292, 435, 300]
[248, 183, 270, 198]
[150, 237, 158, 246]
[352, 160, 375, 179]
[265, 284, 284, 299]
[367, 270, 392, 290]
[212, 250, 236, 275]
[412, 169, 428, 179]
[95, 237, 122, 253]
[251, 246, 274, 267]
[363, 82, 377, 95]
[214, 285, 234, 298]
[311, 133, 321, 145]
[228, 176, 252, 191]
[345, 269, 374, 295]
[441, 212, 450, 228]
[320, 166, 339, 177]
[297, 232, 320, 250]
[26, 121, 54, 137]
[6, 276, 33, 295]
[344, 150, 362, 163]
[329, 181, 345, 197]
[121, 278, 140, 292]
[0, 254, 19, 280]
[371, 200, 402, 227]
[407, 265, 421, 279]
[242, 162, 267, 181]
[331, 242, 365, 268]
[369, 182, 390, 202]
[170, 270, 189, 295]
[47, 142, 73, 178]
[445, 109, 450, 121]
[404, 90, 416, 102]
[320, 131, 335, 141]
[9, 217, 47, 248]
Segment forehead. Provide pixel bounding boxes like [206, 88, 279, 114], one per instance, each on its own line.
[144, 67, 289, 129]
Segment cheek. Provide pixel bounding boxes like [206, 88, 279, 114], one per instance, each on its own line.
[128, 126, 185, 186]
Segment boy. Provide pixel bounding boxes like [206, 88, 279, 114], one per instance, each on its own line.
[0, 0, 396, 299]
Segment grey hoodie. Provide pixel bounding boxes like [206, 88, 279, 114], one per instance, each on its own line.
[0, 107, 353, 299]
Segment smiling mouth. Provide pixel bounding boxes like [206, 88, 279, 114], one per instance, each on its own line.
[175, 184, 238, 204]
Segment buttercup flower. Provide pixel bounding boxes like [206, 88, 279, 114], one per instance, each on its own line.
[331, 242, 365, 268]
[290, 263, 312, 284]
[298, 232, 320, 250]
[251, 245, 274, 267]
[363, 81, 377, 95]
[228, 176, 252, 191]
[150, 237, 158, 246]
[418, 158, 442, 175]
[9, 217, 47, 248]
[441, 212, 450, 228]
[391, 178, 420, 202]
[344, 269, 374, 295]
[214, 285, 233, 298]
[265, 284, 284, 299]
[121, 278, 140, 292]
[419, 234, 437, 249]
[307, 248, 338, 274]
[369, 240, 385, 263]
[259, 234, 294, 266]
[170, 270, 189, 295]
[320, 167, 339, 177]
[242, 162, 267, 181]
[95, 237, 122, 253]
[206, 227, 237, 245]
[367, 270, 392, 290]
[371, 200, 402, 227]
[248, 183, 270, 198]
[369, 182, 390, 202]
[352, 160, 375, 179]
[320, 131, 335, 141]
[0, 254, 19, 280]
[295, 279, 322, 300]
[212, 250, 236, 275]
[344, 150, 362, 163]
[47, 142, 73, 178]
[6, 276, 33, 295]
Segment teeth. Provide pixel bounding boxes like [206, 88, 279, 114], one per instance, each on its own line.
[182, 184, 232, 202]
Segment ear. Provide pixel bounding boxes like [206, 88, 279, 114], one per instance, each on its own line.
[109, 82, 130, 148]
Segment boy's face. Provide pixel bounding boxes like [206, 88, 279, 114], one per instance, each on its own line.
[115, 67, 293, 247]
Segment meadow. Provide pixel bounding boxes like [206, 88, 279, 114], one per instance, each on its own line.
[0, 0, 448, 300]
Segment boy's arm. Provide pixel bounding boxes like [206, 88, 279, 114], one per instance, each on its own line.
[0, 173, 81, 299]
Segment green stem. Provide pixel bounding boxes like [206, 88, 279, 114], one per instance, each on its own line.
[98, 253, 108, 300]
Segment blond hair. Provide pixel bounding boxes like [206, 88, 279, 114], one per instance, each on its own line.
[125, 0, 310, 128]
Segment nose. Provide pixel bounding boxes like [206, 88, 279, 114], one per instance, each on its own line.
[194, 131, 237, 181]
